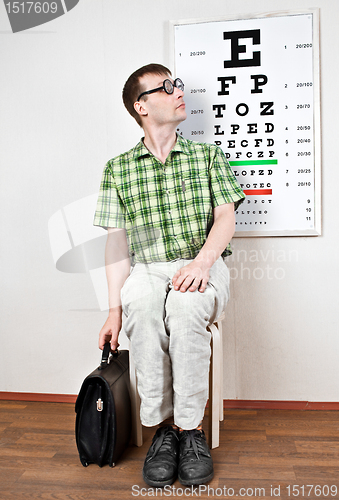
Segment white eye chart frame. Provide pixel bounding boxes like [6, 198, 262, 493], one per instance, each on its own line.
[170, 9, 321, 237]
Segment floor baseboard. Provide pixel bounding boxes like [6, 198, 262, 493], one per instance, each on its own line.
[0, 392, 77, 403]
[222, 399, 339, 410]
[1, 392, 338, 410]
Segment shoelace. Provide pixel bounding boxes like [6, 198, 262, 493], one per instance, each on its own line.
[181, 429, 207, 459]
[149, 427, 178, 459]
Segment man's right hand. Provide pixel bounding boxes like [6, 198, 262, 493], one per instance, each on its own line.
[98, 310, 122, 352]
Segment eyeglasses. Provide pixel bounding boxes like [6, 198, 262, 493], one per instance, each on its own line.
[137, 78, 184, 102]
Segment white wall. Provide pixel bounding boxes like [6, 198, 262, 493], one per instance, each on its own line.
[1, 0, 338, 401]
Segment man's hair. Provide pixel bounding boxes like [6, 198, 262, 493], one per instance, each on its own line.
[122, 63, 172, 126]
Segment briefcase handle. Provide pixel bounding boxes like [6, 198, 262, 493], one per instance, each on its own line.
[99, 342, 119, 370]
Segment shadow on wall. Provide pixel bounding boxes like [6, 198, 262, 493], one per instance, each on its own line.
[48, 194, 109, 310]
[48, 194, 161, 311]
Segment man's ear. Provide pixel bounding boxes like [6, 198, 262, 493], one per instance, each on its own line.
[134, 101, 148, 119]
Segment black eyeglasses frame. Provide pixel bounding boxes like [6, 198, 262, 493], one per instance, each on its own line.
[136, 78, 184, 102]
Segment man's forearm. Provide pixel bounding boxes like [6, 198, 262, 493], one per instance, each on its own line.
[105, 228, 131, 316]
[106, 260, 130, 317]
[98, 228, 131, 350]
[195, 203, 235, 269]
[172, 203, 235, 293]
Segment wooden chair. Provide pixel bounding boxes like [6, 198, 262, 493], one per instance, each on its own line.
[129, 312, 225, 449]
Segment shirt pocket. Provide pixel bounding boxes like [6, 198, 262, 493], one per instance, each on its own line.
[179, 171, 211, 217]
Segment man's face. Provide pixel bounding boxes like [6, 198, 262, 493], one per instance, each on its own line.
[137, 73, 187, 127]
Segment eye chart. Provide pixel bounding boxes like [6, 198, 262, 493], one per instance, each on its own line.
[171, 10, 321, 236]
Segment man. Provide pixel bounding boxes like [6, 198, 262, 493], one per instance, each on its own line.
[94, 63, 245, 487]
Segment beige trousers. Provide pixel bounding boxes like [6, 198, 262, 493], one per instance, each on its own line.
[121, 257, 230, 430]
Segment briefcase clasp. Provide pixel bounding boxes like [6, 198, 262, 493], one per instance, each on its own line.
[96, 398, 103, 412]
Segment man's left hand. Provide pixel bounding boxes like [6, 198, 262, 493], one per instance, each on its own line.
[172, 260, 210, 293]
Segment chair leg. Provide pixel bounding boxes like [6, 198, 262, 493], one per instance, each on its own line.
[208, 322, 221, 449]
[128, 342, 143, 447]
[217, 318, 224, 423]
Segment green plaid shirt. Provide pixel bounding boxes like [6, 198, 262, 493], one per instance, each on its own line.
[94, 134, 245, 263]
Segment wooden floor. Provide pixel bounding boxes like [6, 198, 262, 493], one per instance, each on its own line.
[1, 400, 339, 500]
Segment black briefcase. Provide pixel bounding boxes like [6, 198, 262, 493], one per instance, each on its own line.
[75, 344, 132, 467]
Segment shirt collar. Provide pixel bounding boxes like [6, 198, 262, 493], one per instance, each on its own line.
[133, 133, 191, 160]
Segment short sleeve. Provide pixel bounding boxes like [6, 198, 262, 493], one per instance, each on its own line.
[209, 146, 245, 211]
[93, 163, 126, 229]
